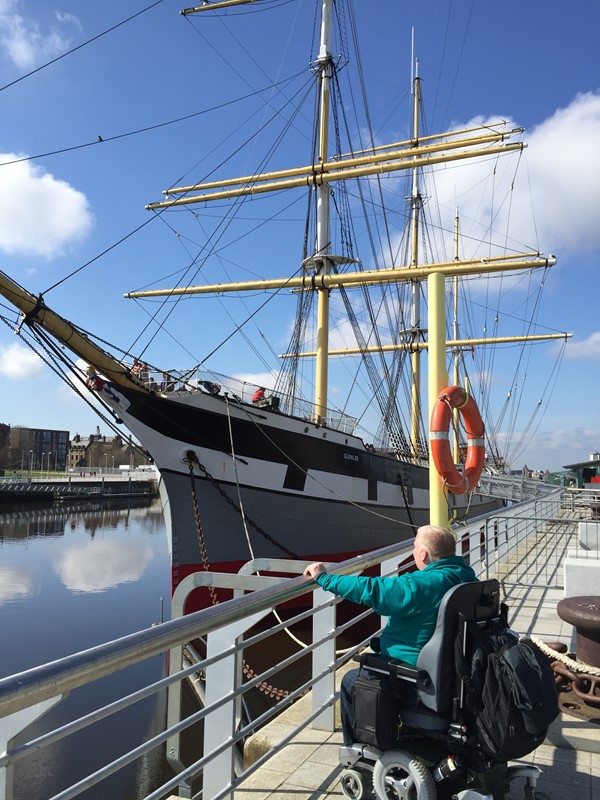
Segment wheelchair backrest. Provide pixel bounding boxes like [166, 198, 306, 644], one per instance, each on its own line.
[416, 579, 500, 712]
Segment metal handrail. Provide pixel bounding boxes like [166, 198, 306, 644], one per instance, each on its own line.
[0, 537, 409, 718]
[0, 537, 411, 800]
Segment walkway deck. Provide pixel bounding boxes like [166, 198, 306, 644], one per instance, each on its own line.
[231, 514, 600, 800]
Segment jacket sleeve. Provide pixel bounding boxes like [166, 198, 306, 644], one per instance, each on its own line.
[315, 572, 415, 616]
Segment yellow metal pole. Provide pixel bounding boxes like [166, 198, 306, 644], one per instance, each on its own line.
[410, 70, 421, 462]
[313, 0, 332, 424]
[315, 285, 329, 421]
[428, 271, 450, 528]
[163, 129, 522, 196]
[281, 331, 570, 358]
[126, 254, 556, 299]
[147, 142, 525, 210]
[453, 212, 460, 463]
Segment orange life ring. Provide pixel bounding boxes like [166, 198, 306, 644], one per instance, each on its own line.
[430, 385, 485, 495]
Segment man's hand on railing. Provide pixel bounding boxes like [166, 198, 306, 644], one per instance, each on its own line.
[304, 562, 327, 580]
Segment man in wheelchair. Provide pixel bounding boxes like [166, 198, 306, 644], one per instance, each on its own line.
[304, 526, 545, 799]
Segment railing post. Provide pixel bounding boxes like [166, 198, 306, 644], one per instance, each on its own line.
[311, 587, 336, 731]
[204, 610, 269, 800]
[483, 518, 490, 579]
[0, 697, 62, 800]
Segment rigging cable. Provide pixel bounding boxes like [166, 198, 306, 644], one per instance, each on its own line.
[0, 311, 146, 457]
[0, 74, 306, 170]
[0, 0, 168, 94]
[507, 339, 567, 466]
[129, 77, 315, 360]
[329, 55, 416, 450]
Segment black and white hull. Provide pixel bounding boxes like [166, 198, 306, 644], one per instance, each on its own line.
[95, 379, 499, 605]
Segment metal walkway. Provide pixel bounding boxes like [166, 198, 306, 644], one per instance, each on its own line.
[232, 503, 600, 800]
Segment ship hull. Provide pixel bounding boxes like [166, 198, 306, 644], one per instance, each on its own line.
[96, 381, 501, 608]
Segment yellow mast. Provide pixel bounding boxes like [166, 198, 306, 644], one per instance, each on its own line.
[453, 212, 461, 463]
[409, 62, 422, 462]
[181, 0, 257, 14]
[160, 127, 521, 198]
[146, 138, 524, 210]
[313, 0, 333, 424]
[279, 332, 570, 359]
[125, 254, 557, 298]
[428, 271, 450, 527]
[0, 271, 143, 392]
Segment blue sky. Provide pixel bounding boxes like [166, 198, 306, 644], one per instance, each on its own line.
[0, 0, 599, 471]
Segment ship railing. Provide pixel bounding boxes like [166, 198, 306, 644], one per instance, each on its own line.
[0, 488, 576, 800]
[145, 366, 358, 434]
[0, 540, 408, 800]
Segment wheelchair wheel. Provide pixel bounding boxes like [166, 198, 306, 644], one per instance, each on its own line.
[372, 749, 436, 800]
[340, 768, 369, 800]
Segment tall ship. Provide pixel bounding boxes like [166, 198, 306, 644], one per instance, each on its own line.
[0, 0, 568, 610]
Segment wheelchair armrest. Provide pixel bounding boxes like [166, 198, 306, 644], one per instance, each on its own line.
[354, 652, 429, 685]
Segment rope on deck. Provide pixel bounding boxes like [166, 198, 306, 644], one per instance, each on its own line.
[530, 635, 600, 676]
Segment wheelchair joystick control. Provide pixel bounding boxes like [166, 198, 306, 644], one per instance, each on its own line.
[432, 754, 464, 783]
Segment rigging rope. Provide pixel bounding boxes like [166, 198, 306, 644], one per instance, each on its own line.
[224, 396, 310, 651]
[0, 313, 146, 453]
[0, 0, 168, 94]
[185, 457, 289, 700]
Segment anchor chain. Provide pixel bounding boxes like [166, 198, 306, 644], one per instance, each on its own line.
[551, 662, 600, 708]
[186, 451, 300, 559]
[186, 455, 289, 701]
[187, 458, 219, 607]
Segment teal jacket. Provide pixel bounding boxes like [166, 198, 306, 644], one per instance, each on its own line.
[315, 556, 477, 665]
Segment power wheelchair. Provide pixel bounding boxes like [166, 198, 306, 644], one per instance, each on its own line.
[338, 579, 541, 800]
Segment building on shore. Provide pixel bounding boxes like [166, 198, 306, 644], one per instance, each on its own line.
[562, 452, 600, 488]
[6, 426, 70, 473]
[0, 424, 151, 475]
[68, 429, 151, 472]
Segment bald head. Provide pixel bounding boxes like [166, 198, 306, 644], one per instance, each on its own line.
[415, 525, 456, 564]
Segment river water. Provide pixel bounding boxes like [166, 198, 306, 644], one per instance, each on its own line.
[0, 498, 172, 800]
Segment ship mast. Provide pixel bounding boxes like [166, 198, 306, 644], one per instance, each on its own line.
[313, 0, 334, 425]
[453, 211, 461, 463]
[136, 1, 567, 460]
[409, 56, 422, 461]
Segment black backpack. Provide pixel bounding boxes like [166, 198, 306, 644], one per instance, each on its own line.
[462, 624, 559, 761]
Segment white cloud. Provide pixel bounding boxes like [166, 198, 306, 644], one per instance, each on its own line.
[419, 93, 600, 268]
[54, 539, 153, 593]
[497, 427, 600, 472]
[0, 565, 33, 604]
[55, 12, 82, 31]
[564, 331, 600, 360]
[0, 2, 80, 70]
[232, 371, 278, 391]
[527, 93, 600, 254]
[0, 340, 44, 378]
[0, 155, 93, 257]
